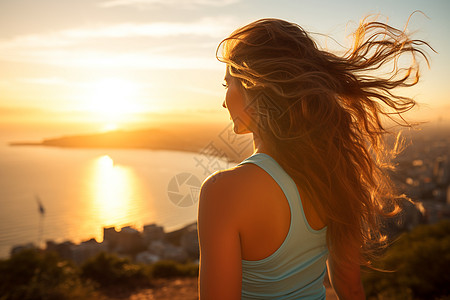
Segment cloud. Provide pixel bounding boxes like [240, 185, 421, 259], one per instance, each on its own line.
[0, 18, 235, 69]
[0, 80, 11, 88]
[0, 34, 77, 49]
[62, 19, 231, 38]
[18, 77, 68, 85]
[0, 18, 232, 48]
[2, 48, 222, 70]
[99, 0, 239, 8]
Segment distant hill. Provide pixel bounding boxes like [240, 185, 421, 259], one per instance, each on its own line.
[9, 124, 254, 162]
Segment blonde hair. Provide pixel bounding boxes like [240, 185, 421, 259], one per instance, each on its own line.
[217, 17, 432, 268]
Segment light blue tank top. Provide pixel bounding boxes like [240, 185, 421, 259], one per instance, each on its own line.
[238, 153, 328, 300]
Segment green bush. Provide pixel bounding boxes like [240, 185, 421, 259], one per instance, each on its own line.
[0, 249, 100, 300]
[151, 260, 199, 278]
[363, 220, 450, 300]
[0, 248, 198, 299]
[178, 261, 199, 277]
[81, 252, 151, 290]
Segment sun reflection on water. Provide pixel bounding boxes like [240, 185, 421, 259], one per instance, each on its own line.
[89, 155, 138, 228]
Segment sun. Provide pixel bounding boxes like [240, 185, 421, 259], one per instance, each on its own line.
[86, 78, 140, 125]
[102, 123, 119, 132]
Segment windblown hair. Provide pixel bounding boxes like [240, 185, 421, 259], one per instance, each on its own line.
[217, 17, 432, 268]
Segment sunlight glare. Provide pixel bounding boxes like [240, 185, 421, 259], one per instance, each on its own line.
[102, 123, 118, 132]
[86, 78, 140, 121]
[89, 155, 136, 227]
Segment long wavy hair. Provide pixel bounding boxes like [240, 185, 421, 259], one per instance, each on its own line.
[217, 17, 432, 268]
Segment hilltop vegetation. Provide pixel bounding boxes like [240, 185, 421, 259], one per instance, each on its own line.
[1, 221, 449, 299]
[363, 220, 450, 299]
[0, 250, 198, 300]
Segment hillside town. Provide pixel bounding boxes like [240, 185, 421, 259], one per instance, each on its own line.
[383, 126, 450, 237]
[11, 222, 199, 265]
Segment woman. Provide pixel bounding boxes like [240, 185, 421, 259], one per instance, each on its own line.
[197, 17, 431, 299]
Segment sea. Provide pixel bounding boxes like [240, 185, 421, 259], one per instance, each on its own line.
[0, 131, 232, 258]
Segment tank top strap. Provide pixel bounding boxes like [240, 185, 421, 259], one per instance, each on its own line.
[238, 152, 311, 235]
[238, 152, 327, 235]
[238, 153, 297, 201]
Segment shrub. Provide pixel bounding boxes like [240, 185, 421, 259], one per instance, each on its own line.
[81, 252, 151, 290]
[363, 220, 450, 300]
[0, 249, 100, 300]
[151, 260, 199, 278]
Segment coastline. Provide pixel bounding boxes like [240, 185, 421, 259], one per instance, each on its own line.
[8, 126, 253, 163]
[0, 146, 205, 259]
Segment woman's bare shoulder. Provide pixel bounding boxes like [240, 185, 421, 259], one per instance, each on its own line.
[200, 164, 264, 209]
[199, 163, 273, 220]
[201, 163, 265, 196]
[198, 163, 271, 239]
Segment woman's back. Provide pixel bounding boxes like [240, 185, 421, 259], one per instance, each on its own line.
[198, 152, 328, 299]
[237, 154, 326, 261]
[238, 153, 328, 299]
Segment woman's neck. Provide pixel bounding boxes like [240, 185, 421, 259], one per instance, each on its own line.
[252, 133, 271, 156]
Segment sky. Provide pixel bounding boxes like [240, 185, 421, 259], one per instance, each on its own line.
[0, 0, 449, 133]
